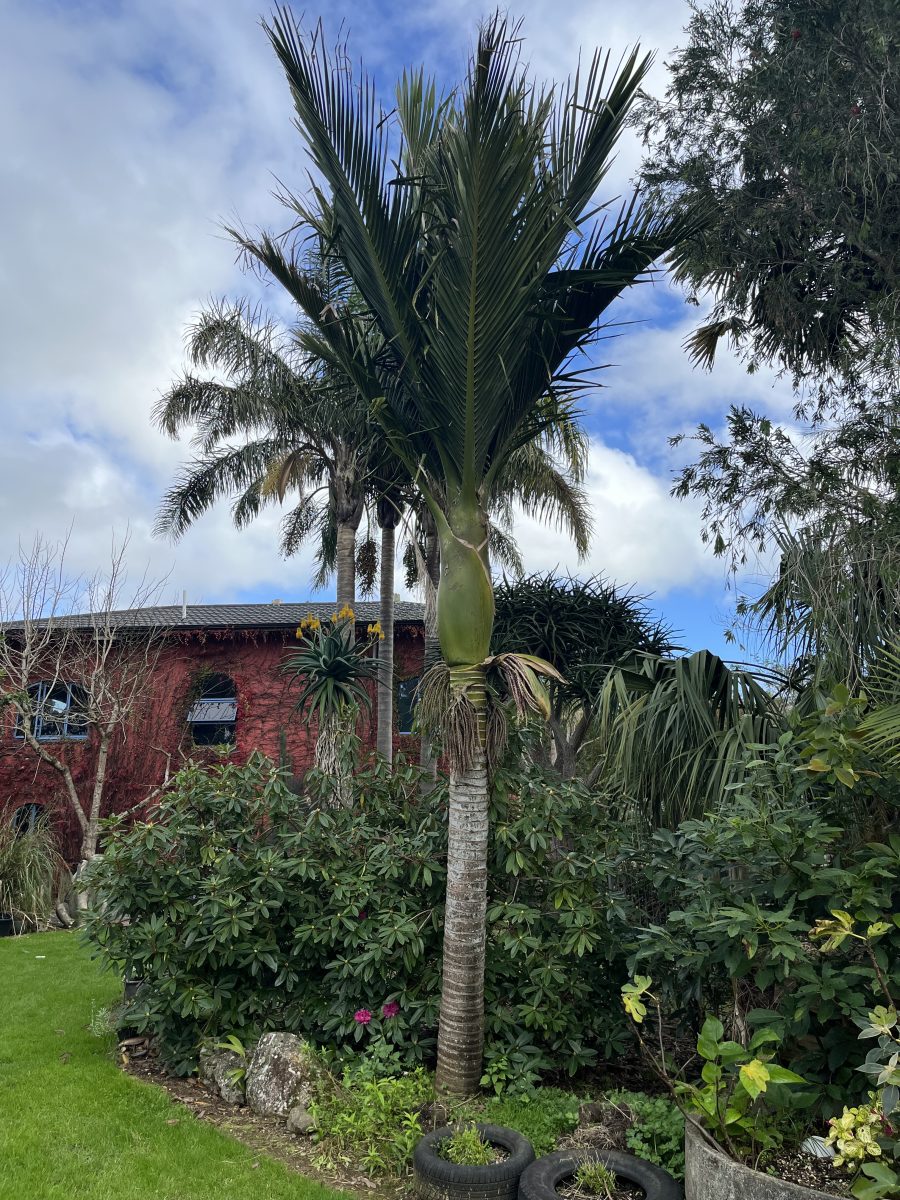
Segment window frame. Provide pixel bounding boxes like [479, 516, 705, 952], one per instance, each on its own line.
[13, 681, 89, 742]
[396, 674, 420, 737]
[187, 673, 238, 747]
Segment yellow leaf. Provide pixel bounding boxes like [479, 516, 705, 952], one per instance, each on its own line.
[739, 1059, 770, 1099]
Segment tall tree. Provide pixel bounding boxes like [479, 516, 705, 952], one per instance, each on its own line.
[639, 0, 900, 684]
[263, 10, 697, 1093]
[154, 296, 371, 611]
[638, 0, 899, 400]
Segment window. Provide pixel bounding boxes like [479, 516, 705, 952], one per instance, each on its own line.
[14, 682, 88, 741]
[187, 674, 237, 746]
[13, 803, 44, 836]
[397, 675, 420, 736]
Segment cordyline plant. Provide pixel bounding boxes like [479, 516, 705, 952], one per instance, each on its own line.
[257, 7, 703, 1094]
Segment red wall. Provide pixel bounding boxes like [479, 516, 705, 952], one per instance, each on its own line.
[0, 622, 424, 863]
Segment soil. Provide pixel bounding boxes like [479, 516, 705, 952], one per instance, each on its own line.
[120, 1039, 408, 1200]
[758, 1149, 853, 1197]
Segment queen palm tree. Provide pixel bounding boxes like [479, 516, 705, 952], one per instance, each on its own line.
[260, 9, 700, 1093]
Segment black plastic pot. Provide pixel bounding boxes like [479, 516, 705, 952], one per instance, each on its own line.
[123, 977, 144, 1001]
[519, 1148, 682, 1200]
[413, 1123, 535, 1200]
[0, 914, 14, 938]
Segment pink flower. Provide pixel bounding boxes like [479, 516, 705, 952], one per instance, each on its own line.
[354, 1008, 372, 1025]
[382, 1001, 400, 1019]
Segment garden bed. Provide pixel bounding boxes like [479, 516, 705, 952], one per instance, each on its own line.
[123, 1044, 407, 1200]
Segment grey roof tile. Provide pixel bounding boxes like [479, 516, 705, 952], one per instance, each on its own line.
[4, 600, 424, 632]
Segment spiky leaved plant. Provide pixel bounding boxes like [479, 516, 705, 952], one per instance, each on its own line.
[281, 609, 381, 804]
[260, 8, 702, 1093]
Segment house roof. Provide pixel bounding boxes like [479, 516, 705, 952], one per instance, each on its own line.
[5, 601, 425, 633]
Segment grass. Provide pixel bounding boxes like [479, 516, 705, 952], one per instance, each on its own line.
[0, 931, 351, 1200]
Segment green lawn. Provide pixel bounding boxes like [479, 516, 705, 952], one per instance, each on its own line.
[0, 932, 349, 1200]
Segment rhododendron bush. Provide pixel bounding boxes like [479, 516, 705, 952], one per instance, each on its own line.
[83, 749, 629, 1077]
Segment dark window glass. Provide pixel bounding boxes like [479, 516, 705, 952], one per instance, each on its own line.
[13, 803, 44, 835]
[397, 675, 420, 736]
[187, 674, 237, 746]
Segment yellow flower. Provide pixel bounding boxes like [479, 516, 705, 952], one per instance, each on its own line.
[367, 621, 385, 640]
[297, 614, 322, 638]
[336, 604, 355, 621]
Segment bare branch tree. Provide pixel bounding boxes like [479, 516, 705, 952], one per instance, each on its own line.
[0, 532, 169, 872]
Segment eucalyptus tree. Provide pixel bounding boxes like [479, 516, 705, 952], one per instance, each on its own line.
[260, 9, 699, 1094]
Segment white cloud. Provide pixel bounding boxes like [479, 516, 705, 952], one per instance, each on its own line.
[0, 0, 755, 610]
[510, 438, 721, 594]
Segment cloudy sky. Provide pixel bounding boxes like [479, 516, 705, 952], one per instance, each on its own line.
[0, 0, 794, 653]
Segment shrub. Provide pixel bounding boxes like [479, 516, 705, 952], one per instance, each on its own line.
[84, 749, 632, 1078]
[611, 736, 900, 1111]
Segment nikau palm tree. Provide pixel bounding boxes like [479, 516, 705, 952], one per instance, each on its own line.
[260, 9, 701, 1093]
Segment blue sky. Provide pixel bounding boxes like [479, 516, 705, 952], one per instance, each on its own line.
[0, 0, 796, 656]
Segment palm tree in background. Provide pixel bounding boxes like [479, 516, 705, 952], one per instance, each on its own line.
[261, 9, 700, 1093]
[156, 300, 592, 764]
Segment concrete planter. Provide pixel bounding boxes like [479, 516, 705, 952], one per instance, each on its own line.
[685, 1118, 835, 1200]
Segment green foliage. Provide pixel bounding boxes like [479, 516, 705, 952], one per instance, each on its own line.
[611, 693, 900, 1110]
[309, 1063, 433, 1174]
[438, 1125, 496, 1167]
[83, 751, 632, 1078]
[572, 1160, 617, 1197]
[281, 611, 380, 723]
[622, 982, 805, 1161]
[597, 649, 784, 827]
[851, 1161, 900, 1200]
[0, 811, 60, 926]
[467, 1089, 581, 1157]
[490, 574, 673, 775]
[83, 753, 445, 1074]
[639, 0, 900, 393]
[606, 1091, 685, 1178]
[816, 911, 900, 1194]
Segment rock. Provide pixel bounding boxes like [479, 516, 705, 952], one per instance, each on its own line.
[287, 1105, 316, 1135]
[245, 1032, 315, 1118]
[199, 1046, 246, 1106]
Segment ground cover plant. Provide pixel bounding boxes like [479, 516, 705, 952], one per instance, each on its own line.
[0, 931, 349, 1200]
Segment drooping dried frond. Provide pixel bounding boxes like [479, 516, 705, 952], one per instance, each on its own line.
[484, 652, 564, 721]
[418, 662, 483, 773]
[418, 653, 563, 771]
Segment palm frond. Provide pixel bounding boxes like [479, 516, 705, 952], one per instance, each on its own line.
[597, 650, 785, 827]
